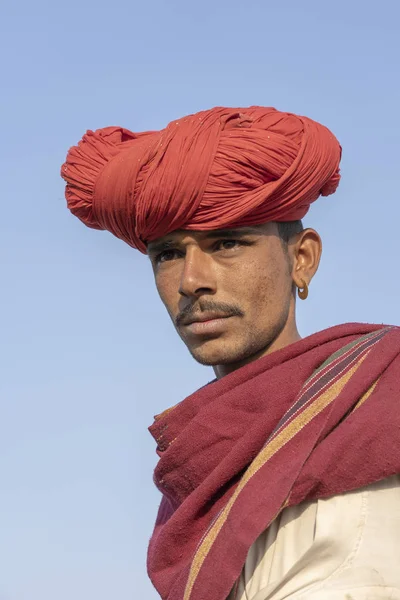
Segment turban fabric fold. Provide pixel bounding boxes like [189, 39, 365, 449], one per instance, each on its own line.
[61, 106, 341, 253]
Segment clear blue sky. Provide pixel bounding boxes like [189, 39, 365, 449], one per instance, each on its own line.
[1, 1, 399, 598]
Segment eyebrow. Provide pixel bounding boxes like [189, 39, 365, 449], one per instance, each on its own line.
[147, 239, 177, 256]
[202, 227, 262, 239]
[147, 227, 262, 256]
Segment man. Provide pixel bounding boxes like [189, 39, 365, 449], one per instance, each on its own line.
[61, 107, 400, 600]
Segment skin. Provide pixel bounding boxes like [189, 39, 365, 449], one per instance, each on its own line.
[147, 223, 322, 379]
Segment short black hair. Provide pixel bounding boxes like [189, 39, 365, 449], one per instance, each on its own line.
[277, 220, 303, 244]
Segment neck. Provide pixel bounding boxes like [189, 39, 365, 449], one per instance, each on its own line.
[213, 319, 301, 379]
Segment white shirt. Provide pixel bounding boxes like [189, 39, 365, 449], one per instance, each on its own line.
[229, 475, 400, 599]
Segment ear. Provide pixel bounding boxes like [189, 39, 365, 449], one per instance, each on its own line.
[290, 228, 322, 290]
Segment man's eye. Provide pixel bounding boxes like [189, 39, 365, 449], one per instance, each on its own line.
[216, 239, 241, 251]
[156, 249, 179, 263]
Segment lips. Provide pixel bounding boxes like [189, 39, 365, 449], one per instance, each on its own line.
[181, 313, 231, 327]
[181, 314, 234, 336]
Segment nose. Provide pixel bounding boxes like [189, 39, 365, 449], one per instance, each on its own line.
[179, 246, 217, 299]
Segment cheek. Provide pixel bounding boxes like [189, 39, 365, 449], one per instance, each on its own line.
[234, 258, 289, 312]
[155, 271, 179, 312]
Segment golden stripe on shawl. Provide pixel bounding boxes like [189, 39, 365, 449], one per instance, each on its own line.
[352, 378, 380, 412]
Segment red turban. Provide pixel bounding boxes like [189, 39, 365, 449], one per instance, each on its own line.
[61, 106, 341, 253]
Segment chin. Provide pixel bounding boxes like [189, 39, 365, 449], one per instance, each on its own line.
[187, 338, 255, 367]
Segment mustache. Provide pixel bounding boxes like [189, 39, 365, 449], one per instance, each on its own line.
[175, 301, 244, 327]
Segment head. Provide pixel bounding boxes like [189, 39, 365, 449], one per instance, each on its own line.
[147, 221, 322, 378]
[62, 106, 340, 378]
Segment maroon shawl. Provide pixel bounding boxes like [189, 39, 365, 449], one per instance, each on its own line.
[148, 323, 400, 600]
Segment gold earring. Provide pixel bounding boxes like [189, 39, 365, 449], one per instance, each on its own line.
[297, 279, 309, 300]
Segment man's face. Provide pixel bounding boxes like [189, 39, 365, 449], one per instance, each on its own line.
[147, 223, 296, 369]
